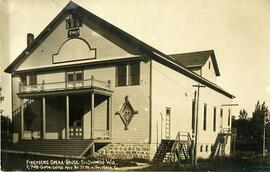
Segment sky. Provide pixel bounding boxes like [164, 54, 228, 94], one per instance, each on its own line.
[1, 0, 270, 118]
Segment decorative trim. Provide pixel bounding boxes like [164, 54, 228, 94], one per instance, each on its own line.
[52, 37, 97, 64]
[13, 57, 144, 75]
[115, 96, 138, 130]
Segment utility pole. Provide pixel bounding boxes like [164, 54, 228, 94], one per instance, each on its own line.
[192, 84, 205, 166]
[263, 114, 266, 157]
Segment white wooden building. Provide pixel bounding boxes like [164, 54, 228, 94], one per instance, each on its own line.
[5, 1, 236, 162]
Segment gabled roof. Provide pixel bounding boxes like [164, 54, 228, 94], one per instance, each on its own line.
[170, 50, 220, 76]
[5, 1, 234, 99]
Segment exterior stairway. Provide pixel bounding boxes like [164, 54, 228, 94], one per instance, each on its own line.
[152, 139, 175, 163]
[210, 128, 237, 158]
[152, 132, 192, 163]
[9, 139, 94, 158]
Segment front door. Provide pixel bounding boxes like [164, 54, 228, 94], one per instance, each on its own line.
[165, 108, 171, 139]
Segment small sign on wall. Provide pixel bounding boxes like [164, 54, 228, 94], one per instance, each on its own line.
[68, 28, 80, 38]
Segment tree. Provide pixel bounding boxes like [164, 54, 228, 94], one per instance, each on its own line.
[232, 109, 251, 138]
[239, 109, 248, 120]
[250, 101, 269, 139]
[0, 87, 4, 115]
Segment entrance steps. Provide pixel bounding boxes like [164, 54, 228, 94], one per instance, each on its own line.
[10, 139, 94, 158]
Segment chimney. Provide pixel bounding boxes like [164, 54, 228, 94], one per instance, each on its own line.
[27, 33, 34, 46]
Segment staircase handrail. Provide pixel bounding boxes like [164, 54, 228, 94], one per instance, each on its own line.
[13, 99, 33, 115]
[170, 132, 180, 162]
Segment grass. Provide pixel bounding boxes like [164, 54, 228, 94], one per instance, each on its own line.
[1, 151, 270, 171]
[140, 156, 270, 171]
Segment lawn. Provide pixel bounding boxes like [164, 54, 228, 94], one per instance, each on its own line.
[1, 151, 270, 171]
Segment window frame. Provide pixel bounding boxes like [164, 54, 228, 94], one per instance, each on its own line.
[228, 109, 231, 126]
[220, 108, 223, 130]
[29, 74, 37, 85]
[213, 107, 216, 132]
[20, 75, 27, 85]
[115, 64, 127, 87]
[203, 104, 207, 131]
[128, 62, 140, 86]
[66, 70, 83, 83]
[115, 62, 140, 87]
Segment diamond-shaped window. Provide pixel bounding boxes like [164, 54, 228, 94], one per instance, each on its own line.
[115, 96, 138, 130]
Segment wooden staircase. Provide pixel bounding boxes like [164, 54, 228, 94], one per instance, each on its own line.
[153, 139, 175, 163]
[153, 132, 192, 163]
[211, 128, 237, 158]
[10, 139, 94, 158]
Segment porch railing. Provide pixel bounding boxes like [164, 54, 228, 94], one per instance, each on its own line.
[19, 76, 111, 94]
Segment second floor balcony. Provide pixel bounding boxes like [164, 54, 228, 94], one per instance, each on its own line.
[18, 76, 112, 98]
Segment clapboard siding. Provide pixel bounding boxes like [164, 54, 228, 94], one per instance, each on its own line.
[17, 18, 139, 71]
[151, 60, 233, 158]
[84, 60, 150, 143]
[94, 98, 107, 131]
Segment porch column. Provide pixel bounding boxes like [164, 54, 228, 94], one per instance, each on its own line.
[91, 93, 95, 138]
[42, 97, 46, 139]
[65, 95, 70, 139]
[108, 96, 112, 138]
[20, 99, 24, 139]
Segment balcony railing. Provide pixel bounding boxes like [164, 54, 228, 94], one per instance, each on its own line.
[19, 76, 111, 94]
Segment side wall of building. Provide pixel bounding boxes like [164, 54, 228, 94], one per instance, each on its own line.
[150, 60, 233, 159]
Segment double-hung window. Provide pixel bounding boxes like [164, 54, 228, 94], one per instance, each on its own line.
[116, 64, 127, 86]
[20, 75, 27, 85]
[129, 62, 140, 85]
[116, 62, 140, 86]
[67, 71, 83, 83]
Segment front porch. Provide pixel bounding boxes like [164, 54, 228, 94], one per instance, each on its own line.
[16, 77, 113, 141]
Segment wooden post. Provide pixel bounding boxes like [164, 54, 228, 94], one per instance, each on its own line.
[91, 75, 94, 87]
[108, 96, 112, 138]
[41, 80, 45, 91]
[66, 95, 70, 139]
[91, 93, 95, 138]
[192, 84, 205, 166]
[20, 99, 24, 139]
[108, 80, 111, 89]
[42, 97, 46, 139]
